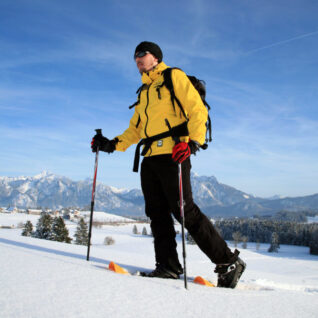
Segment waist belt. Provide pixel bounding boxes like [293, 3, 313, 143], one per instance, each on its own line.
[133, 121, 189, 172]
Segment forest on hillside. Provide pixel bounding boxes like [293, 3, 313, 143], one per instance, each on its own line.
[214, 216, 318, 255]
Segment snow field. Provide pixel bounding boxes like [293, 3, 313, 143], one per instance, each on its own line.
[0, 213, 318, 318]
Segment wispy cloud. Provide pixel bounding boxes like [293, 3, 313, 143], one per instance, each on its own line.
[246, 30, 318, 54]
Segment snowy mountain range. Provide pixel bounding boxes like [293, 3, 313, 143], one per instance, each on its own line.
[1, 171, 317, 217]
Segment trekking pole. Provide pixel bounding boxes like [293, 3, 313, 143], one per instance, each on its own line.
[165, 119, 188, 289]
[87, 128, 102, 261]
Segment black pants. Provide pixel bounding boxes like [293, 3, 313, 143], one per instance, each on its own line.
[141, 155, 236, 272]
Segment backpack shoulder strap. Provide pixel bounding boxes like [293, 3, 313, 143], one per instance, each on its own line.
[162, 67, 188, 120]
[162, 67, 175, 91]
[129, 84, 148, 109]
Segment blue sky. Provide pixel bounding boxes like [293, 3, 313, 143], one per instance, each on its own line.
[1, 0, 317, 197]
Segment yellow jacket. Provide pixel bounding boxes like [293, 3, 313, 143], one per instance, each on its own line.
[115, 62, 208, 156]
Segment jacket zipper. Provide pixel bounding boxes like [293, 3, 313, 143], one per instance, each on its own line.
[144, 84, 151, 138]
[144, 84, 152, 155]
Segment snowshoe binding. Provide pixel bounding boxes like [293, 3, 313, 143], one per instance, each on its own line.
[215, 256, 246, 289]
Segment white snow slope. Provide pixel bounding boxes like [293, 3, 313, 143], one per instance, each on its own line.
[1, 214, 317, 318]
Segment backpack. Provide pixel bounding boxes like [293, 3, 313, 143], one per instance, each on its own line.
[162, 67, 212, 149]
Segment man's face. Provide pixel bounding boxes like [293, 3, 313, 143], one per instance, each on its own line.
[135, 52, 158, 74]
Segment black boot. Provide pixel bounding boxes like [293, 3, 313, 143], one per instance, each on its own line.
[215, 257, 246, 288]
[140, 264, 183, 279]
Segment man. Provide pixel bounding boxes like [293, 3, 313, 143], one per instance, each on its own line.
[91, 41, 246, 288]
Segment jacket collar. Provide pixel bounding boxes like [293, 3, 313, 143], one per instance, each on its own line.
[141, 62, 168, 85]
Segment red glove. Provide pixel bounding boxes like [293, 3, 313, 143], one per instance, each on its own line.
[172, 142, 191, 163]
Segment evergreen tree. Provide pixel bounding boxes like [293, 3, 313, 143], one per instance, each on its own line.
[268, 232, 280, 252]
[74, 218, 89, 245]
[21, 220, 33, 237]
[142, 226, 148, 236]
[34, 213, 53, 240]
[51, 217, 72, 243]
[133, 224, 139, 234]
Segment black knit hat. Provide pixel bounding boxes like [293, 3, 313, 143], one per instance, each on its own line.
[134, 41, 163, 62]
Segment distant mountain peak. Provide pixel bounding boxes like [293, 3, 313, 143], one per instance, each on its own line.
[34, 171, 55, 179]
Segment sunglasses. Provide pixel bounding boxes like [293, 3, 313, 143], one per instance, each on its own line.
[134, 51, 150, 59]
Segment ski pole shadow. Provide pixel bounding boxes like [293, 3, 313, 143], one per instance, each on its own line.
[0, 237, 106, 265]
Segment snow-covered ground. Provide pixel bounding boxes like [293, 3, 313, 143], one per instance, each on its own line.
[80, 211, 134, 223]
[0, 211, 133, 228]
[1, 213, 317, 318]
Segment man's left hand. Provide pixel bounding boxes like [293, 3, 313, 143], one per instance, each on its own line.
[172, 140, 200, 163]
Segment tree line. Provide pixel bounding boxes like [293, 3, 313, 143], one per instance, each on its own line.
[214, 218, 318, 255]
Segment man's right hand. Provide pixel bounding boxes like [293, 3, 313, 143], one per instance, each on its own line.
[91, 134, 117, 153]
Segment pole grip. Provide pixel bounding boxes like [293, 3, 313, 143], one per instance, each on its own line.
[95, 128, 102, 135]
